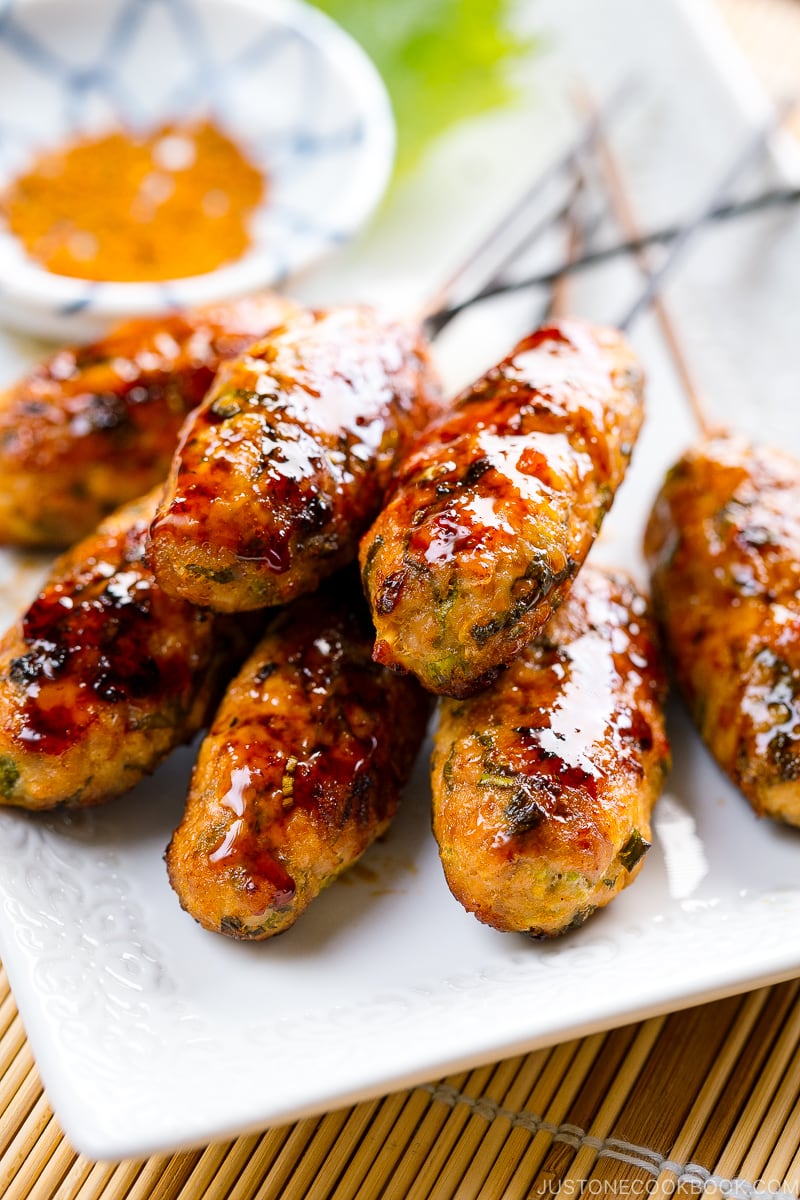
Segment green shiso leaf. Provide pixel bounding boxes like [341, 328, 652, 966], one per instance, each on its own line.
[312, 0, 535, 174]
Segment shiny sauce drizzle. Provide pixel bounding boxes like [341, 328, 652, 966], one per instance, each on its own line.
[10, 523, 189, 754]
[211, 760, 297, 907]
[485, 581, 655, 851]
[205, 598, 394, 905]
[160, 310, 433, 570]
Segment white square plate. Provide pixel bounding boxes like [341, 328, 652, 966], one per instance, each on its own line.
[1, 0, 800, 1161]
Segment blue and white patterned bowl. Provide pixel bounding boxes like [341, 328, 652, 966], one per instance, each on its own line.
[0, 0, 395, 339]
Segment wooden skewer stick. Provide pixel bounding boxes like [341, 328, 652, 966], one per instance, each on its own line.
[431, 186, 800, 320]
[420, 82, 635, 333]
[616, 97, 798, 332]
[548, 216, 584, 321]
[581, 90, 716, 438]
[423, 182, 582, 337]
[545, 167, 588, 321]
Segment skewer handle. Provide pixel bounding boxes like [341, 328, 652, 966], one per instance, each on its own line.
[584, 90, 714, 437]
[428, 186, 800, 322]
[420, 81, 636, 334]
[617, 98, 797, 332]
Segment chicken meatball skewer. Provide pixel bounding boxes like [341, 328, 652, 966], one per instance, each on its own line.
[167, 572, 433, 939]
[646, 437, 800, 827]
[425, 115, 787, 934]
[148, 306, 444, 612]
[431, 565, 670, 936]
[591, 100, 800, 829]
[0, 293, 299, 548]
[0, 487, 260, 810]
[360, 317, 644, 698]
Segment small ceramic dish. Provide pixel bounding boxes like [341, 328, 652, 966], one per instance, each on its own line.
[0, 0, 395, 340]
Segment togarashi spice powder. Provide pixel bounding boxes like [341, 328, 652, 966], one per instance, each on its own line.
[0, 119, 266, 282]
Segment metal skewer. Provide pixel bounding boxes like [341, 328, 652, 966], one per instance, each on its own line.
[422, 181, 581, 337]
[420, 82, 635, 333]
[617, 99, 797, 331]
[431, 185, 800, 320]
[583, 90, 715, 437]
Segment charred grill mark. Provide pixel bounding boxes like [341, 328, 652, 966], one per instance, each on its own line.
[463, 456, 493, 487]
[767, 733, 800, 781]
[563, 906, 597, 932]
[340, 770, 374, 828]
[220, 915, 245, 935]
[295, 491, 334, 535]
[523, 553, 577, 598]
[470, 555, 577, 647]
[76, 392, 132, 435]
[10, 645, 68, 683]
[376, 570, 407, 615]
[361, 534, 384, 585]
[620, 709, 655, 753]
[94, 653, 162, 703]
[20, 400, 49, 418]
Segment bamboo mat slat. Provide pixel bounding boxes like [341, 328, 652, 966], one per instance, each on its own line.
[651, 987, 774, 1196]
[711, 995, 800, 1183]
[3, 1, 800, 1197]
[467, 1039, 589, 1200]
[515, 1021, 660, 1200]
[520, 1024, 640, 1192]
[17, 979, 800, 1200]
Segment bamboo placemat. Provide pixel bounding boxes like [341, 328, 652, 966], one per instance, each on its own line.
[3, 1, 800, 1196]
[2, 964, 800, 1198]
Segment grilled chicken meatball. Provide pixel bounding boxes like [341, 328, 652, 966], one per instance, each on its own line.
[0, 293, 297, 547]
[0, 488, 258, 810]
[431, 565, 670, 937]
[148, 306, 442, 612]
[167, 573, 432, 939]
[360, 319, 644, 698]
[645, 433, 800, 826]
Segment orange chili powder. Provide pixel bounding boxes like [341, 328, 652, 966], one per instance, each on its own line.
[0, 120, 266, 282]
